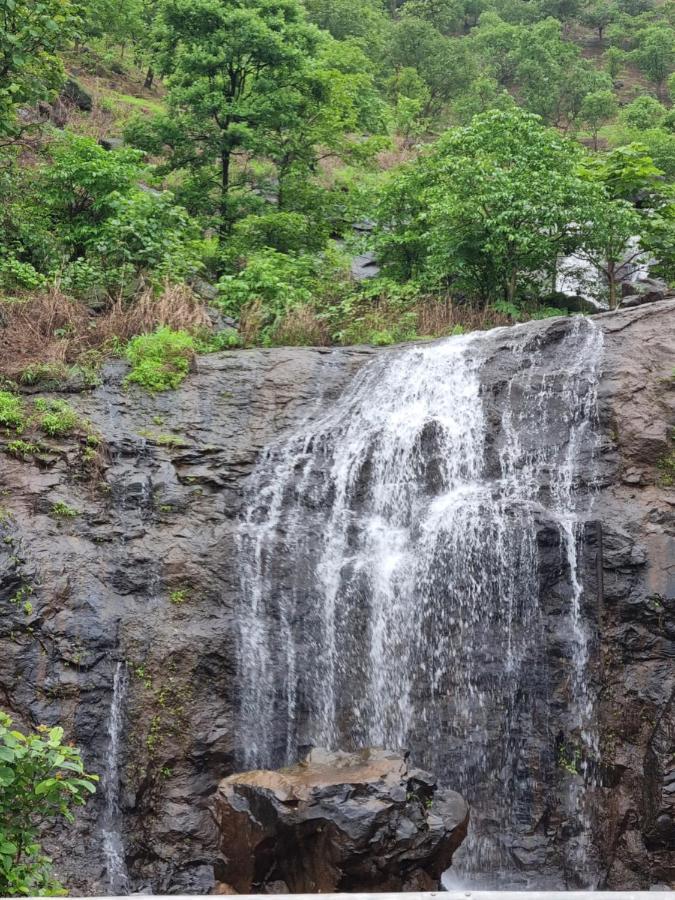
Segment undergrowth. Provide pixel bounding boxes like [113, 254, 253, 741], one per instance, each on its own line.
[125, 327, 195, 392]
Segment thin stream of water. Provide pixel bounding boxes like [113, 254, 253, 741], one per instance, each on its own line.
[102, 661, 129, 896]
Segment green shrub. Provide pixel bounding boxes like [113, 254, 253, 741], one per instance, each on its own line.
[217, 250, 317, 344]
[227, 211, 324, 257]
[218, 250, 315, 318]
[0, 257, 46, 292]
[620, 95, 666, 131]
[0, 393, 24, 431]
[657, 449, 675, 486]
[19, 363, 69, 388]
[5, 440, 40, 457]
[194, 330, 242, 352]
[34, 399, 81, 437]
[125, 327, 195, 392]
[0, 712, 97, 897]
[50, 501, 78, 519]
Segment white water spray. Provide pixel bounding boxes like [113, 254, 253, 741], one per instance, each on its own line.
[236, 317, 604, 887]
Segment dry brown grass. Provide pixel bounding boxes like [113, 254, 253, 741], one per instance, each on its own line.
[238, 301, 330, 347]
[0, 283, 212, 381]
[269, 305, 330, 347]
[97, 283, 211, 343]
[237, 299, 267, 346]
[376, 135, 421, 171]
[416, 298, 513, 335]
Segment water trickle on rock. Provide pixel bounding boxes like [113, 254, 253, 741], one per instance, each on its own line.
[236, 317, 604, 888]
[102, 661, 129, 896]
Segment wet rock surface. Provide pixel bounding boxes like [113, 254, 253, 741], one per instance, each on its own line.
[212, 748, 468, 893]
[0, 300, 672, 892]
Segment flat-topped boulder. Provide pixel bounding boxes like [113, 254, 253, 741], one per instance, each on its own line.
[211, 748, 469, 893]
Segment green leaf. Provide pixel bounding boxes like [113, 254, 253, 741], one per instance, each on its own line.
[0, 765, 15, 785]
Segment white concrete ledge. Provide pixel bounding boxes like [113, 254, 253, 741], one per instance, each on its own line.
[28, 893, 673, 900]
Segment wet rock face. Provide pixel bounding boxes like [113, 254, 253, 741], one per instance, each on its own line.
[212, 748, 469, 894]
[0, 300, 672, 892]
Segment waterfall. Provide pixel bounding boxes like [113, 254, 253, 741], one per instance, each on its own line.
[102, 661, 129, 896]
[236, 317, 604, 888]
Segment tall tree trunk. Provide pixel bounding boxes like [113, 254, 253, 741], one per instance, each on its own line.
[220, 149, 232, 239]
[607, 261, 617, 309]
[506, 268, 518, 305]
[144, 66, 154, 90]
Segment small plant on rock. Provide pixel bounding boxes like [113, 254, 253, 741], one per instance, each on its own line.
[5, 440, 39, 458]
[34, 399, 81, 438]
[50, 501, 78, 519]
[0, 393, 24, 432]
[125, 327, 195, 392]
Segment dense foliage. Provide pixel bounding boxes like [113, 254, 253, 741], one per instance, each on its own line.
[0, 0, 673, 370]
[0, 712, 97, 896]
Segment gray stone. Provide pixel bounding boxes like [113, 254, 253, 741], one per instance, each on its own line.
[189, 276, 219, 302]
[61, 78, 93, 111]
[351, 250, 380, 280]
[212, 748, 468, 893]
[99, 137, 125, 152]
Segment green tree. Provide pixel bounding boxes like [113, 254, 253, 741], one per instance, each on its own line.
[0, 711, 97, 896]
[620, 94, 666, 129]
[0, 0, 78, 137]
[537, 0, 582, 29]
[579, 142, 664, 200]
[149, 0, 322, 236]
[582, 0, 618, 43]
[630, 25, 675, 97]
[575, 200, 643, 307]
[603, 45, 625, 79]
[400, 0, 464, 34]
[80, 0, 145, 51]
[303, 0, 390, 47]
[504, 18, 613, 126]
[388, 16, 476, 117]
[377, 108, 621, 305]
[580, 88, 618, 148]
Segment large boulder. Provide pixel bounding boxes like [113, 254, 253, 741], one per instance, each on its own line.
[211, 748, 469, 893]
[61, 78, 93, 111]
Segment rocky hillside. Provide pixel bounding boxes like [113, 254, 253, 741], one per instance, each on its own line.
[0, 300, 673, 893]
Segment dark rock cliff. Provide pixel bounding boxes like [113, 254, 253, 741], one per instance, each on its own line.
[0, 300, 672, 893]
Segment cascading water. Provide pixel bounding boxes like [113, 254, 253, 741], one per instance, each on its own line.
[236, 317, 604, 888]
[102, 661, 129, 896]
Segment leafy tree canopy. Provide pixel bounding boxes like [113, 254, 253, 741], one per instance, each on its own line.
[377, 108, 636, 305]
[0, 0, 78, 136]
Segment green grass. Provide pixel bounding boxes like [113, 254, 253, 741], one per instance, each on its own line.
[0, 392, 25, 431]
[125, 327, 195, 392]
[34, 399, 81, 437]
[5, 439, 40, 458]
[50, 501, 78, 519]
[108, 91, 165, 115]
[657, 450, 675, 487]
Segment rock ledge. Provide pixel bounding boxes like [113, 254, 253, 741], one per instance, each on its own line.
[212, 748, 469, 894]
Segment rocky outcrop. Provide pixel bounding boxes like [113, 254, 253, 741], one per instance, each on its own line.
[212, 748, 468, 893]
[0, 300, 672, 893]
